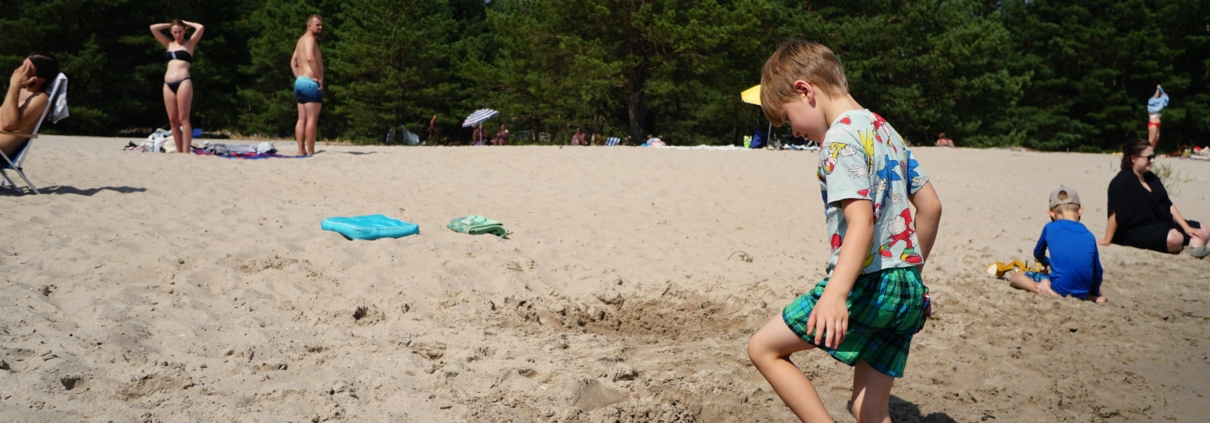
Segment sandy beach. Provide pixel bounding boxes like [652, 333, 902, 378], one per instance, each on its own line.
[2, 136, 1208, 422]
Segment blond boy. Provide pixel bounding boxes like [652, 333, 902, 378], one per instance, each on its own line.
[1007, 185, 1105, 302]
[747, 40, 943, 423]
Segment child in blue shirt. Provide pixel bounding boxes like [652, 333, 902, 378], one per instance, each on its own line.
[1009, 185, 1105, 302]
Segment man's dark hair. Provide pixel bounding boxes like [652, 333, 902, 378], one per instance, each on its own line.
[27, 52, 60, 89]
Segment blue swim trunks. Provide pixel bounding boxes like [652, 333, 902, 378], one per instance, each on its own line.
[294, 76, 323, 104]
[1023, 271, 1049, 283]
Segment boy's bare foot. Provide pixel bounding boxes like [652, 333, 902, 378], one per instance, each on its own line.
[1094, 296, 1107, 303]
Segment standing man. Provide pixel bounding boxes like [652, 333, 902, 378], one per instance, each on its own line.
[427, 114, 438, 145]
[291, 14, 324, 156]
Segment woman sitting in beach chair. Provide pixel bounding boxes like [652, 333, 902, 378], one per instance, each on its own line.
[1, 53, 59, 157]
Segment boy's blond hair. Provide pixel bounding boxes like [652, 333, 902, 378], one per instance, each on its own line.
[760, 40, 849, 127]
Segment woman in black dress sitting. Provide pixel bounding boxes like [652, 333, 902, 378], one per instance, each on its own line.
[1101, 139, 1209, 258]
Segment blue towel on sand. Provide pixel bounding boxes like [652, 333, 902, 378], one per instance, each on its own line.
[322, 215, 419, 240]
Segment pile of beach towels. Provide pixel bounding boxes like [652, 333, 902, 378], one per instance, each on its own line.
[192, 142, 305, 160]
[1186, 146, 1209, 161]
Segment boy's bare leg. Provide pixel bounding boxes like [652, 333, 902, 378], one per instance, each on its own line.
[1007, 272, 1059, 296]
[295, 104, 307, 155]
[748, 316, 832, 422]
[850, 361, 893, 423]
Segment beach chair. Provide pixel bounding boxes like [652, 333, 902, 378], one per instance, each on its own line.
[0, 73, 67, 195]
[605, 137, 621, 146]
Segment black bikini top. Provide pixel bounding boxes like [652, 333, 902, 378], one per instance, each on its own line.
[165, 50, 193, 63]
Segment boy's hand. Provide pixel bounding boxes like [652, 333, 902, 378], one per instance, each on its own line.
[1038, 279, 1061, 297]
[1097, 237, 1111, 246]
[807, 294, 848, 348]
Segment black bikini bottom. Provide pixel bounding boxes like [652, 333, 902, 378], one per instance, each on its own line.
[165, 78, 191, 94]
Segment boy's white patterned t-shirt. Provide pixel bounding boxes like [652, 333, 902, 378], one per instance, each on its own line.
[817, 109, 929, 275]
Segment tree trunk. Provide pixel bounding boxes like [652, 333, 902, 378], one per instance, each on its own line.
[627, 70, 646, 145]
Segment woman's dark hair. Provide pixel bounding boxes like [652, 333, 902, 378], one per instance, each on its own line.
[1121, 139, 1152, 170]
[171, 19, 185, 29]
[27, 52, 59, 88]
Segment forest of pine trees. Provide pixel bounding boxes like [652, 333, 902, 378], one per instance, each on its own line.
[3, 0, 1209, 150]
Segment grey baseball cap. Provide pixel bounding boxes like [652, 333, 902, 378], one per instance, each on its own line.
[1049, 185, 1081, 209]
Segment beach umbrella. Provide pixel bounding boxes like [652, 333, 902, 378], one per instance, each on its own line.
[741, 85, 771, 147]
[741, 84, 761, 106]
[462, 108, 499, 128]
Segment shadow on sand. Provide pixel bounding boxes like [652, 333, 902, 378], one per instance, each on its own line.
[844, 396, 959, 423]
[888, 396, 959, 423]
[1, 185, 148, 197]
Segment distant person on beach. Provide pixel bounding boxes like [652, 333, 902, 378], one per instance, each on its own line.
[1147, 85, 1168, 148]
[571, 129, 586, 146]
[746, 40, 943, 423]
[1, 53, 59, 158]
[472, 124, 484, 145]
[291, 14, 324, 156]
[1007, 185, 1105, 302]
[1101, 139, 1209, 258]
[493, 123, 509, 145]
[427, 114, 437, 145]
[150, 19, 204, 153]
[934, 132, 953, 147]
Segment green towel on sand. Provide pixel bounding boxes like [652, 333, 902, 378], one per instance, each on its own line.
[447, 215, 509, 237]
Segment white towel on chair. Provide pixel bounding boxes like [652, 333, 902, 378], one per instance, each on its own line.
[48, 74, 69, 124]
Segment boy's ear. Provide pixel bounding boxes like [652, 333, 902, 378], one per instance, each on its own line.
[1078, 206, 1084, 217]
[1048, 209, 1057, 222]
[792, 80, 812, 97]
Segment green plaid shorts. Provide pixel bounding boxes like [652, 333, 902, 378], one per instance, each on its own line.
[782, 266, 928, 378]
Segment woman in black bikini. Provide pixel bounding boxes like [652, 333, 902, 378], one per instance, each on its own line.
[150, 19, 204, 153]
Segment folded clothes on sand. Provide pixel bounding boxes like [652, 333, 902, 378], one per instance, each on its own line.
[447, 215, 509, 237]
[192, 142, 304, 160]
[322, 215, 420, 240]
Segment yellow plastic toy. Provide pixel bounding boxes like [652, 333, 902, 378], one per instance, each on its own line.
[985, 260, 1046, 278]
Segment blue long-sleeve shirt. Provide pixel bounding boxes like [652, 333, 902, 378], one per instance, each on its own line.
[1147, 87, 1169, 114]
[1033, 220, 1103, 299]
